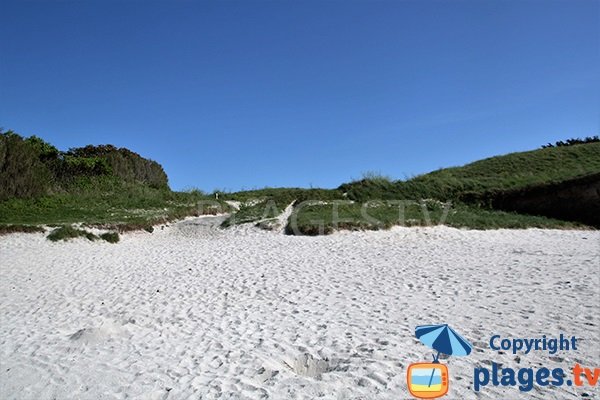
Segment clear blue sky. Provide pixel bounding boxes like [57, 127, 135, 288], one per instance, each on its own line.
[1, 1, 598, 191]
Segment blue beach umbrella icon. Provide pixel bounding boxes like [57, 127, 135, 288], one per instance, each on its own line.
[415, 324, 473, 387]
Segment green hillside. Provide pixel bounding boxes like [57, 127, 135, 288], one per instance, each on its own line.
[224, 140, 599, 232]
[0, 130, 226, 232]
[2, 130, 598, 236]
[339, 141, 600, 202]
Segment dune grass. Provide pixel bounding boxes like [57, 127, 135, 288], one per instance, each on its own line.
[221, 187, 341, 204]
[340, 143, 600, 202]
[99, 232, 120, 243]
[0, 176, 229, 230]
[285, 201, 583, 235]
[221, 198, 292, 227]
[46, 225, 121, 243]
[0, 224, 46, 235]
[220, 188, 340, 227]
[47, 225, 97, 242]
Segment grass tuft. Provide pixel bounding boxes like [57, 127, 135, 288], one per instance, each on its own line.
[47, 225, 96, 242]
[47, 225, 120, 243]
[0, 224, 45, 235]
[100, 232, 120, 243]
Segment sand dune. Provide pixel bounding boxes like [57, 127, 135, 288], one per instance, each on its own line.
[1, 217, 598, 399]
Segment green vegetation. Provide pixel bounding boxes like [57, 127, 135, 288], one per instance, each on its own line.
[100, 232, 120, 243]
[221, 187, 341, 203]
[47, 225, 97, 242]
[440, 206, 583, 229]
[0, 130, 168, 201]
[0, 175, 227, 228]
[225, 140, 599, 234]
[64, 144, 168, 189]
[0, 130, 228, 231]
[340, 142, 600, 202]
[0, 132, 53, 199]
[541, 135, 599, 148]
[220, 188, 340, 227]
[1, 130, 598, 236]
[221, 199, 283, 227]
[285, 201, 582, 235]
[0, 224, 46, 235]
[46, 225, 120, 243]
[286, 200, 433, 235]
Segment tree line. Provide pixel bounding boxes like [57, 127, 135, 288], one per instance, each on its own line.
[0, 129, 169, 201]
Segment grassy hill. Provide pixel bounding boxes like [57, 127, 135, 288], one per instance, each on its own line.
[0, 130, 227, 235]
[2, 130, 598, 237]
[339, 142, 600, 202]
[224, 139, 600, 233]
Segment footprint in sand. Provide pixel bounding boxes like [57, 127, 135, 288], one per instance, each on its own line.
[68, 319, 126, 345]
[283, 353, 330, 379]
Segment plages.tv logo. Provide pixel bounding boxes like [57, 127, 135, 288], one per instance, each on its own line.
[407, 324, 473, 399]
[474, 333, 599, 393]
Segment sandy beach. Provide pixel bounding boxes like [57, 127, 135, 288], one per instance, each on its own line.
[1, 217, 598, 399]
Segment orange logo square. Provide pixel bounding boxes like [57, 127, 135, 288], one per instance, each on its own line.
[407, 362, 449, 399]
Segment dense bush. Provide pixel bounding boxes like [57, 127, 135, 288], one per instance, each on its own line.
[0, 131, 53, 200]
[47, 225, 120, 243]
[52, 155, 113, 182]
[47, 225, 97, 241]
[24, 135, 60, 161]
[100, 232, 120, 243]
[66, 145, 168, 188]
[0, 130, 170, 200]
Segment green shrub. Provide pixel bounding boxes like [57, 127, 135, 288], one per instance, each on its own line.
[24, 135, 60, 161]
[47, 225, 97, 242]
[100, 232, 119, 243]
[0, 130, 171, 201]
[0, 131, 53, 200]
[47, 225, 120, 243]
[55, 155, 112, 180]
[66, 144, 169, 189]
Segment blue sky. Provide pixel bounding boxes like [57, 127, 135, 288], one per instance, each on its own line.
[1, 1, 598, 191]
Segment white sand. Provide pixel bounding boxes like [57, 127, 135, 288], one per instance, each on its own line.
[1, 218, 598, 399]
